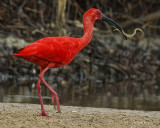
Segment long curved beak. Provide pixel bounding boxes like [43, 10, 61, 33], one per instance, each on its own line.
[102, 14, 127, 40]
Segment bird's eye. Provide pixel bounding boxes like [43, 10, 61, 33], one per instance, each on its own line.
[97, 12, 101, 15]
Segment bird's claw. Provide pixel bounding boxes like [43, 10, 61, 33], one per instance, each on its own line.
[39, 111, 49, 116]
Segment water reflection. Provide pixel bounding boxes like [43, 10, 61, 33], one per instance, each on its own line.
[0, 76, 160, 111]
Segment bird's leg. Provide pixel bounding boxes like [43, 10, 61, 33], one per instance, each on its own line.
[51, 94, 57, 109]
[36, 79, 48, 116]
[39, 63, 61, 112]
[37, 68, 48, 116]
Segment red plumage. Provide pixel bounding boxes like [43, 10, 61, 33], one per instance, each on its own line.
[14, 37, 80, 68]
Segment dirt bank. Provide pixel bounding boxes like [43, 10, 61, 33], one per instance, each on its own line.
[0, 103, 159, 128]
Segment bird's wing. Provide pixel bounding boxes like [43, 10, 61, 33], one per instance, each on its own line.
[15, 37, 79, 63]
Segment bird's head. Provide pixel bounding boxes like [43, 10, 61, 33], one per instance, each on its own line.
[87, 8, 127, 39]
[84, 8, 128, 39]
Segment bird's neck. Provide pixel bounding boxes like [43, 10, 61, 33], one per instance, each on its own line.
[79, 16, 95, 50]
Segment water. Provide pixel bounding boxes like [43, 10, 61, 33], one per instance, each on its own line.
[0, 75, 160, 111]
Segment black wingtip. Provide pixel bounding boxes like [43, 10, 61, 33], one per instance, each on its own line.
[16, 48, 24, 54]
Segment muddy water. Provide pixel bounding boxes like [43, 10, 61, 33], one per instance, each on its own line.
[0, 75, 160, 111]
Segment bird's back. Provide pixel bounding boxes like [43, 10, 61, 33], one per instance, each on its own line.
[14, 37, 81, 68]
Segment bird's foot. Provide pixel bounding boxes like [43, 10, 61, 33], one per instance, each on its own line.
[51, 94, 61, 113]
[39, 111, 49, 116]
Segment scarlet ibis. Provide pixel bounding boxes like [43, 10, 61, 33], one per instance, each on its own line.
[14, 8, 139, 116]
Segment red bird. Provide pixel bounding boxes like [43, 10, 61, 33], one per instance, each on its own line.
[14, 8, 127, 116]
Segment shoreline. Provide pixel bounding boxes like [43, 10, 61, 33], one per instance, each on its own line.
[0, 103, 160, 127]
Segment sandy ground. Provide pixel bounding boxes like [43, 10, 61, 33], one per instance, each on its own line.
[0, 103, 160, 128]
